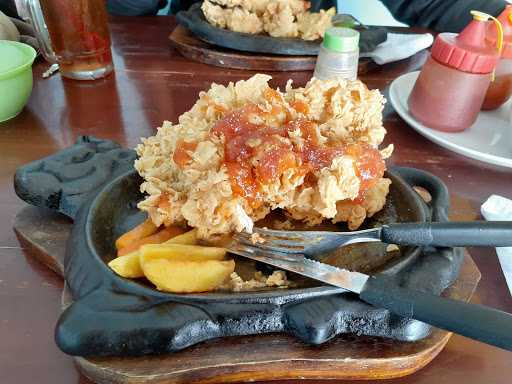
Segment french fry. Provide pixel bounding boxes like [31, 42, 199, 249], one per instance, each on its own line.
[117, 226, 186, 256]
[108, 229, 200, 278]
[142, 259, 235, 293]
[110, 225, 234, 292]
[108, 251, 144, 278]
[115, 218, 158, 250]
[163, 228, 198, 245]
[139, 243, 226, 264]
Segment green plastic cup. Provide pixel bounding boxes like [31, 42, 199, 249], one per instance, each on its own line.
[0, 41, 37, 123]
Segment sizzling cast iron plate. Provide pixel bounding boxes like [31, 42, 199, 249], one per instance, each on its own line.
[176, 3, 387, 56]
[14, 137, 463, 357]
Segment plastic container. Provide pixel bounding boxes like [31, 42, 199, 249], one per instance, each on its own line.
[314, 27, 360, 81]
[408, 11, 502, 132]
[482, 59, 512, 110]
[483, 5, 512, 110]
[0, 41, 37, 123]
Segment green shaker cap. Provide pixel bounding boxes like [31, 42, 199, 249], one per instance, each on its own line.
[322, 27, 360, 53]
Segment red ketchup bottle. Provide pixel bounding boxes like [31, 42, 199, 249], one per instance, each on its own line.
[483, 5, 512, 110]
[408, 11, 502, 132]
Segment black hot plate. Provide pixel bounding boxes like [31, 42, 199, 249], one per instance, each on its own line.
[14, 137, 463, 357]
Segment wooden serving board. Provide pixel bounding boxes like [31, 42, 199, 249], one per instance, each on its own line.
[13, 205, 481, 383]
[169, 25, 376, 73]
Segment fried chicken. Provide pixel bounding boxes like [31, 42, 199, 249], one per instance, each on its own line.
[201, 0, 228, 28]
[262, 0, 299, 38]
[202, 0, 263, 34]
[201, 0, 332, 40]
[297, 7, 335, 41]
[227, 7, 263, 34]
[135, 75, 391, 239]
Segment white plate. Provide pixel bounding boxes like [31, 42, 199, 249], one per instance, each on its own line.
[389, 71, 512, 168]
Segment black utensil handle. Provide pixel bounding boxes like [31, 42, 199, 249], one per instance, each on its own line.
[382, 221, 512, 247]
[360, 276, 512, 352]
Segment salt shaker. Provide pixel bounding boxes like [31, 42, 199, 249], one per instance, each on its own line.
[314, 27, 360, 81]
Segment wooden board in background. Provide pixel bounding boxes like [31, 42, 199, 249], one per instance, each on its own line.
[13, 205, 481, 383]
[169, 25, 377, 73]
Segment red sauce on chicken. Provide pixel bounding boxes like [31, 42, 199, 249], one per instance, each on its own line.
[288, 119, 345, 171]
[225, 162, 260, 205]
[210, 102, 385, 206]
[173, 139, 198, 168]
[291, 100, 310, 115]
[212, 105, 292, 206]
[346, 143, 386, 193]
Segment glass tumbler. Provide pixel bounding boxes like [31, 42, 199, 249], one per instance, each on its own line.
[21, 0, 113, 80]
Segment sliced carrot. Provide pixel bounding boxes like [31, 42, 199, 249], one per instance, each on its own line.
[115, 218, 159, 250]
[117, 226, 186, 256]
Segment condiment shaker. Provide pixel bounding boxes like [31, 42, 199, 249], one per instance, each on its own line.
[483, 5, 512, 110]
[314, 27, 360, 81]
[408, 11, 502, 132]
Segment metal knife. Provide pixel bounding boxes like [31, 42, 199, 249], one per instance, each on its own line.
[229, 242, 512, 352]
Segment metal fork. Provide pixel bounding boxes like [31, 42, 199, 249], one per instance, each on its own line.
[234, 221, 512, 257]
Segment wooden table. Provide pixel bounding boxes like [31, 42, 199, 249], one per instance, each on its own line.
[1, 16, 511, 384]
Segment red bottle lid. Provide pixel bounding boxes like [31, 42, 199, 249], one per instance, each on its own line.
[487, 5, 512, 59]
[431, 12, 501, 74]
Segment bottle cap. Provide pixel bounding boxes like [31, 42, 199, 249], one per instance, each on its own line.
[487, 5, 512, 58]
[431, 10, 502, 74]
[322, 27, 360, 53]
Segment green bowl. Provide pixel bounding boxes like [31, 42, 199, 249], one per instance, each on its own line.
[0, 41, 37, 123]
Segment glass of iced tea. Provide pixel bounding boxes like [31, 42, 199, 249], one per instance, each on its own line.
[22, 0, 113, 80]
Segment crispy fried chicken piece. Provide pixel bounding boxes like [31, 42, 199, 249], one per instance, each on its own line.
[282, 0, 310, 15]
[226, 7, 264, 34]
[135, 75, 390, 239]
[241, 0, 271, 15]
[202, 0, 263, 34]
[262, 0, 299, 38]
[202, 0, 228, 28]
[203, 0, 332, 41]
[297, 7, 335, 41]
[333, 178, 392, 230]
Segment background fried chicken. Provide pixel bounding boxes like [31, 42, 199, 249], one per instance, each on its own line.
[202, 0, 263, 33]
[297, 7, 336, 41]
[262, 1, 299, 38]
[201, 0, 333, 40]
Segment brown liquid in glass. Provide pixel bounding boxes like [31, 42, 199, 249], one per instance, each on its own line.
[39, 0, 112, 77]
